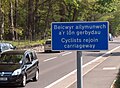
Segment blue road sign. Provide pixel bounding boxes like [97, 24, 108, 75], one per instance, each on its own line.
[52, 22, 109, 51]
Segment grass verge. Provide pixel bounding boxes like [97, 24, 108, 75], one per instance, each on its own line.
[0, 40, 45, 48]
[113, 69, 120, 88]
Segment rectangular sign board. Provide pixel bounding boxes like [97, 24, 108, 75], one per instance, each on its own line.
[52, 22, 109, 51]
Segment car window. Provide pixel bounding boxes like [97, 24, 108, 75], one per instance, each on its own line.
[33, 52, 37, 60]
[29, 52, 34, 61]
[0, 53, 23, 64]
[25, 54, 31, 63]
[1, 44, 9, 51]
[6, 44, 10, 49]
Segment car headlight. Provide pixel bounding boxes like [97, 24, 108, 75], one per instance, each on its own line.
[12, 69, 22, 76]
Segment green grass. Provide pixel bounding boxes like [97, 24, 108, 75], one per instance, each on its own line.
[0, 40, 45, 48]
[114, 69, 120, 88]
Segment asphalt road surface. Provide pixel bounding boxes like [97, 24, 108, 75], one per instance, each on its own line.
[1, 37, 120, 88]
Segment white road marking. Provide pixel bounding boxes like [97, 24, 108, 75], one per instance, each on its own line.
[44, 57, 57, 62]
[62, 52, 72, 56]
[44, 45, 120, 88]
[65, 79, 77, 88]
[110, 79, 116, 88]
[44, 70, 77, 88]
[83, 45, 120, 68]
[43, 52, 72, 62]
[103, 67, 117, 70]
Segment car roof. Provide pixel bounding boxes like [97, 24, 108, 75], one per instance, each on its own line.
[0, 50, 30, 55]
[0, 42, 12, 45]
[0, 42, 11, 44]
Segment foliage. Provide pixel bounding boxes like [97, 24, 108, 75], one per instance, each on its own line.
[0, 0, 120, 40]
[114, 69, 120, 88]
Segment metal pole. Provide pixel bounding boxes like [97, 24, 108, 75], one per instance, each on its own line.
[77, 51, 83, 88]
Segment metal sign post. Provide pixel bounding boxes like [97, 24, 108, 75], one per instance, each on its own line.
[77, 51, 83, 88]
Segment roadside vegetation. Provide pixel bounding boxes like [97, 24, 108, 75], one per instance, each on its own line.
[0, 40, 45, 48]
[114, 69, 120, 88]
[0, 0, 120, 42]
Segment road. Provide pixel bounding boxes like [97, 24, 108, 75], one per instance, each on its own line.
[1, 37, 120, 88]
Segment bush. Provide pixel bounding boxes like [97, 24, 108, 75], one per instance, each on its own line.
[114, 69, 120, 88]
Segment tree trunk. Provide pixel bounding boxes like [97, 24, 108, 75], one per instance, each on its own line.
[10, 0, 15, 41]
[33, 0, 39, 40]
[14, 0, 18, 40]
[0, 0, 4, 40]
[27, 0, 34, 41]
[72, 8, 78, 21]
[44, 0, 51, 39]
[59, 1, 65, 22]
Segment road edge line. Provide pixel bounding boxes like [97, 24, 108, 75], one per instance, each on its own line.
[44, 70, 77, 88]
[110, 79, 116, 88]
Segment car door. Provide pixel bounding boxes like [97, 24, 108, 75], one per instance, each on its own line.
[29, 52, 39, 77]
[24, 53, 33, 80]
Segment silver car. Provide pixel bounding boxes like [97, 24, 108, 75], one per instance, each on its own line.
[0, 43, 16, 53]
[44, 39, 52, 52]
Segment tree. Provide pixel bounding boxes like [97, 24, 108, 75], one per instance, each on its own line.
[0, 0, 119, 40]
[9, 0, 15, 40]
[0, 0, 4, 40]
[14, 0, 18, 40]
[27, 0, 34, 40]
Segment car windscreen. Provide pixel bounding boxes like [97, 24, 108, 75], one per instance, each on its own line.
[46, 41, 51, 44]
[0, 53, 23, 64]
